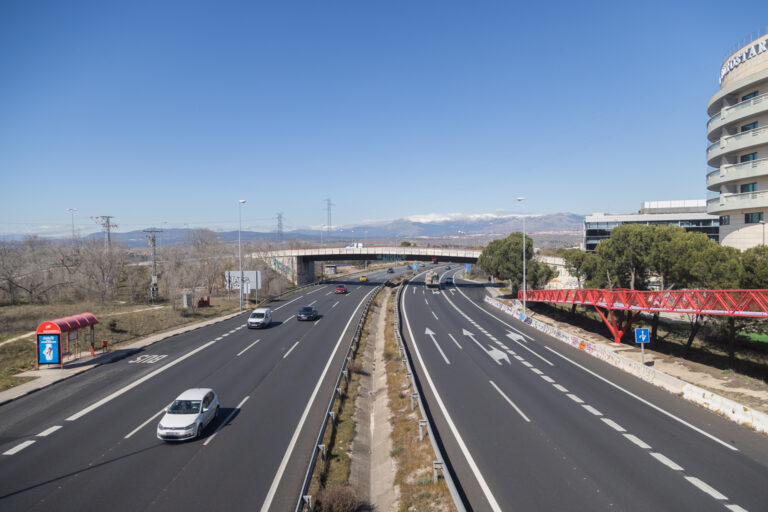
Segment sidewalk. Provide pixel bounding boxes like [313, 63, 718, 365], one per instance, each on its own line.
[483, 285, 768, 433]
[0, 310, 245, 407]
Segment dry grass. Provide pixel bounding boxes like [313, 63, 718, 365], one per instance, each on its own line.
[307, 290, 384, 511]
[0, 298, 240, 392]
[384, 288, 455, 511]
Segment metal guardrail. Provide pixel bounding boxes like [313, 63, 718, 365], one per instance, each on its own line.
[392, 280, 466, 511]
[295, 284, 383, 512]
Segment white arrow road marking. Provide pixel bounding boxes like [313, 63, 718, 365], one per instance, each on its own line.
[506, 331, 525, 343]
[425, 327, 450, 364]
[463, 329, 510, 365]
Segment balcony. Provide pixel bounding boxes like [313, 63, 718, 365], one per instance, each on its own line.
[707, 190, 768, 214]
[707, 125, 768, 167]
[707, 92, 768, 142]
[706, 157, 768, 190]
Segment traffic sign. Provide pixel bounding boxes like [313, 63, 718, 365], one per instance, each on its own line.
[634, 328, 650, 344]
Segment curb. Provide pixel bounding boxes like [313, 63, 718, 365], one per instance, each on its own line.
[484, 295, 768, 435]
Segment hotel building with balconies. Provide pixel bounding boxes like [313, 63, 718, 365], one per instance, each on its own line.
[707, 30, 768, 250]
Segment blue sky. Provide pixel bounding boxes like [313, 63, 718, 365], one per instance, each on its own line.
[2, 1, 768, 236]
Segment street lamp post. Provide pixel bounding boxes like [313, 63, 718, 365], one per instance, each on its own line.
[516, 197, 526, 315]
[238, 200, 246, 311]
[760, 220, 766, 246]
[66, 208, 77, 255]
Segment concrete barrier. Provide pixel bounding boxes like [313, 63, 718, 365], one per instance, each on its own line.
[484, 296, 768, 435]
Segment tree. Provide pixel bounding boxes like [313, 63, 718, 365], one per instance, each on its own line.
[560, 249, 588, 289]
[400, 241, 412, 247]
[478, 233, 553, 296]
[593, 224, 651, 290]
[740, 245, 768, 289]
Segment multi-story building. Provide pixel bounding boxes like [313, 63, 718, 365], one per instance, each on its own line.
[706, 30, 768, 250]
[583, 200, 719, 252]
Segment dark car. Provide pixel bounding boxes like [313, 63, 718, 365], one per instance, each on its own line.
[387, 268, 394, 273]
[297, 305, 319, 321]
[444, 276, 453, 285]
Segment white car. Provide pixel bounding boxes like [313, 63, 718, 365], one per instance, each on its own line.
[157, 388, 219, 441]
[247, 307, 272, 329]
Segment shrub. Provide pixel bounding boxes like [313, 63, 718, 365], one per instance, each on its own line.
[317, 485, 359, 512]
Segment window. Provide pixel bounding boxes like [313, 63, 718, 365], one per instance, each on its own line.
[720, 215, 730, 225]
[741, 91, 759, 101]
[745, 212, 764, 224]
[741, 121, 758, 132]
[741, 152, 758, 163]
[740, 183, 757, 193]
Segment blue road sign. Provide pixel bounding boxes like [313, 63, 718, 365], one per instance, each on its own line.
[464, 263, 471, 272]
[412, 263, 418, 270]
[634, 328, 650, 344]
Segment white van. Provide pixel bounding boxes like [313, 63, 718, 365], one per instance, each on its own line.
[346, 243, 364, 248]
[247, 307, 272, 329]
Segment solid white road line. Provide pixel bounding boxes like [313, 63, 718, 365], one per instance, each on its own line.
[623, 433, 652, 449]
[283, 341, 300, 359]
[543, 346, 738, 451]
[237, 339, 261, 356]
[3, 440, 35, 455]
[125, 408, 166, 439]
[685, 476, 728, 500]
[490, 380, 531, 422]
[37, 425, 62, 437]
[424, 298, 428, 304]
[260, 286, 378, 512]
[508, 338, 554, 366]
[601, 418, 626, 432]
[448, 333, 462, 349]
[204, 395, 250, 446]
[650, 452, 684, 471]
[401, 284, 503, 512]
[431, 311, 439, 320]
[67, 338, 219, 421]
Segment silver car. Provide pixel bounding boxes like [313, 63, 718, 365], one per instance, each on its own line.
[157, 388, 219, 441]
[247, 307, 272, 329]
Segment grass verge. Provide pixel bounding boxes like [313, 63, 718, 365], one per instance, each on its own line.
[305, 288, 383, 511]
[0, 299, 240, 392]
[384, 284, 455, 511]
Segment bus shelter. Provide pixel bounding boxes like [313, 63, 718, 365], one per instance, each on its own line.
[36, 313, 99, 369]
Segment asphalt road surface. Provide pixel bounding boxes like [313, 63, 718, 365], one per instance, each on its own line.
[0, 267, 406, 511]
[400, 267, 768, 512]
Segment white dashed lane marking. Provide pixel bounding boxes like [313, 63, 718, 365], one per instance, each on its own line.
[651, 452, 684, 471]
[3, 440, 35, 455]
[37, 426, 62, 437]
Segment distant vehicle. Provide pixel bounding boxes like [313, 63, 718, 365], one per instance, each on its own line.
[431, 257, 438, 264]
[387, 268, 394, 273]
[297, 305, 319, 321]
[334, 284, 347, 294]
[425, 270, 439, 288]
[444, 276, 453, 285]
[247, 307, 272, 329]
[346, 243, 364, 248]
[445, 265, 451, 270]
[157, 388, 219, 441]
[359, 275, 368, 282]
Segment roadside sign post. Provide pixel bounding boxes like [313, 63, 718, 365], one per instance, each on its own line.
[635, 328, 650, 365]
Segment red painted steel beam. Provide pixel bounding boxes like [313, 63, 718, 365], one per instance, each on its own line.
[522, 289, 768, 319]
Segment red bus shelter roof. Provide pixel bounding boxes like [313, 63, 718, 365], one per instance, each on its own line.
[37, 312, 99, 334]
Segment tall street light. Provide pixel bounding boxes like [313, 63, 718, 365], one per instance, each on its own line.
[66, 208, 77, 253]
[760, 219, 766, 246]
[516, 197, 526, 315]
[238, 200, 246, 311]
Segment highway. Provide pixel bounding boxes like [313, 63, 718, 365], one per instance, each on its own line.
[0, 267, 401, 511]
[400, 267, 768, 511]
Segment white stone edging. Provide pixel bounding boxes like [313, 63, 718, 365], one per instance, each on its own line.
[484, 296, 768, 435]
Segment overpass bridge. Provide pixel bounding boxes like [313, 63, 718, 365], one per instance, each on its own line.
[258, 246, 482, 285]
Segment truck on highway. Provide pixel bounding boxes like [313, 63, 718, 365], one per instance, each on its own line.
[425, 270, 439, 288]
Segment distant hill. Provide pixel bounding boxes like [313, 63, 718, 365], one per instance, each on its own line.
[2, 212, 585, 248]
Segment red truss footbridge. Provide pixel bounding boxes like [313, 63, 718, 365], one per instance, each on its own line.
[522, 288, 768, 344]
